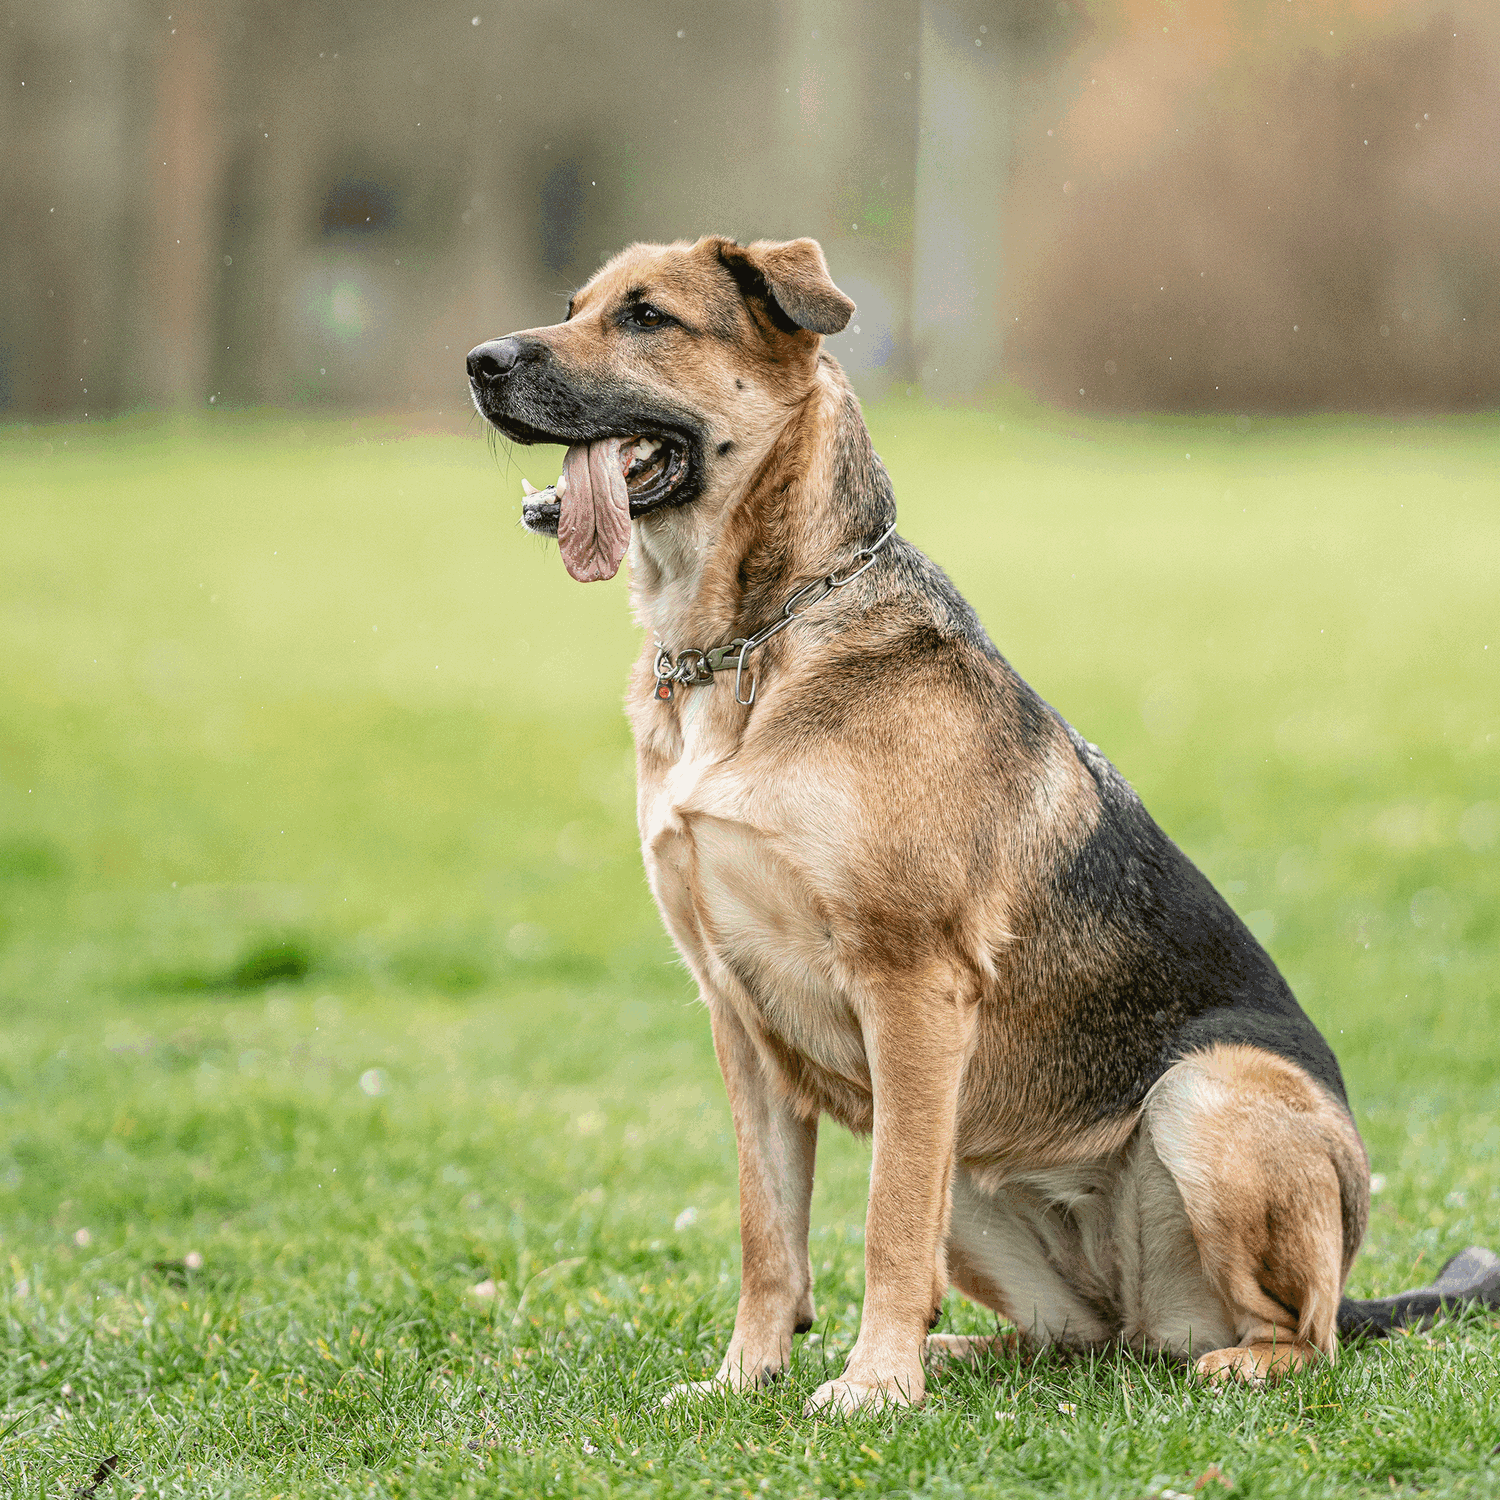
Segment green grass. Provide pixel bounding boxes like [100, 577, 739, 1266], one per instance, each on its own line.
[0, 399, 1497, 1498]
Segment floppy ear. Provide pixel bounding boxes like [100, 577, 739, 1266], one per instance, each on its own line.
[739, 238, 856, 336]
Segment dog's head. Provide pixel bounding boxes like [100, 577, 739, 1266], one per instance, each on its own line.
[467, 236, 854, 579]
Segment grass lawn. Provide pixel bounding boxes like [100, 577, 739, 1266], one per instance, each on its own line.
[0, 399, 1497, 1497]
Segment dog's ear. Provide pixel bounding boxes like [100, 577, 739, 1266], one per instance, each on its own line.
[722, 238, 856, 336]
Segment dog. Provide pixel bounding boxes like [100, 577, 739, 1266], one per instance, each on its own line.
[467, 235, 1500, 1412]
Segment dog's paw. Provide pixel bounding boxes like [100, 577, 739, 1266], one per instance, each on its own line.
[924, 1330, 1020, 1367]
[1194, 1341, 1317, 1387]
[661, 1363, 780, 1407]
[1194, 1346, 1265, 1388]
[661, 1378, 726, 1408]
[803, 1374, 920, 1416]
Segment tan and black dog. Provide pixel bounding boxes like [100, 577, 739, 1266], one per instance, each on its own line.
[466, 236, 1499, 1413]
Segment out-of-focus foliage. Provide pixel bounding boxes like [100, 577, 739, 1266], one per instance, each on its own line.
[2, 0, 1496, 417]
[1013, 0, 1500, 410]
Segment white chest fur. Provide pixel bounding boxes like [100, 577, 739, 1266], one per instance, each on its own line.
[638, 696, 871, 1091]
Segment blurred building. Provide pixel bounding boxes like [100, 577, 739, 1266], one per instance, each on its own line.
[2, 0, 1496, 417]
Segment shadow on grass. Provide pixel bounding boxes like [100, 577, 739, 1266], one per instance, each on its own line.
[0, 836, 70, 882]
[390, 940, 492, 995]
[138, 930, 612, 1001]
[392, 942, 613, 993]
[145, 934, 318, 995]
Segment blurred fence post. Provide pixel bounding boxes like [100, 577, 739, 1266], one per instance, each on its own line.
[141, 4, 222, 409]
[913, 0, 1012, 399]
[773, 0, 919, 395]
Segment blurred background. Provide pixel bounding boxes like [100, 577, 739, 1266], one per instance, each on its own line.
[5, 0, 1500, 419]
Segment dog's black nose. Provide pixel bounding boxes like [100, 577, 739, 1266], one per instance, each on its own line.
[466, 337, 523, 386]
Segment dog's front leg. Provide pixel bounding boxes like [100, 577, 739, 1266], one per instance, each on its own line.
[806, 981, 975, 1415]
[665, 994, 817, 1404]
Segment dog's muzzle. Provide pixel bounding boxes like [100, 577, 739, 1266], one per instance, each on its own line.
[465, 337, 695, 529]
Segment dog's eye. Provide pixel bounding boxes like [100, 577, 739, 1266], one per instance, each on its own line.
[627, 303, 666, 329]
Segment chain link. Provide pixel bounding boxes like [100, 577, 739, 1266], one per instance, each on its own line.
[653, 520, 897, 708]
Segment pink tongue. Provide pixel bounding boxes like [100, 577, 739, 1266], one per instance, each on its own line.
[557, 437, 631, 582]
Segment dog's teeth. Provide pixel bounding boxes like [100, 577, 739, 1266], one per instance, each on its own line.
[555, 471, 567, 496]
[522, 477, 538, 496]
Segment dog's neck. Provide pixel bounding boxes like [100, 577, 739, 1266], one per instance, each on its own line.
[628, 358, 894, 655]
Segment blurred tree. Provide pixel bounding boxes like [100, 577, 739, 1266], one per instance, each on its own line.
[1009, 0, 1500, 410]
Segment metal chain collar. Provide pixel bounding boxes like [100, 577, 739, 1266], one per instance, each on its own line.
[652, 519, 897, 708]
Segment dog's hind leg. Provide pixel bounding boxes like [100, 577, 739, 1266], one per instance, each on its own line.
[663, 995, 818, 1405]
[1145, 1043, 1370, 1386]
[939, 1166, 1117, 1354]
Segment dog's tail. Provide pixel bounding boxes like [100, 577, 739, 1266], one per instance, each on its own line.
[1337, 1246, 1500, 1339]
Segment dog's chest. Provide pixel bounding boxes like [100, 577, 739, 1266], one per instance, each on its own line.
[638, 706, 871, 1097]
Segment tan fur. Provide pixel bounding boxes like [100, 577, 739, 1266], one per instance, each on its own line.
[474, 236, 1371, 1411]
[1196, 1340, 1322, 1386]
[925, 1329, 1023, 1365]
[1147, 1042, 1369, 1374]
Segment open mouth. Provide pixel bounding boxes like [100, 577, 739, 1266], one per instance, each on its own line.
[520, 433, 689, 537]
